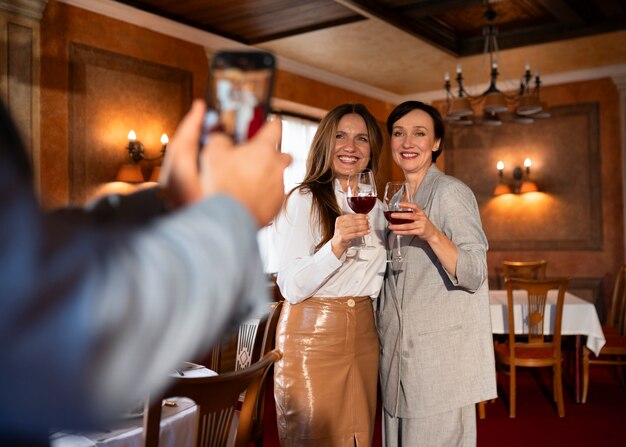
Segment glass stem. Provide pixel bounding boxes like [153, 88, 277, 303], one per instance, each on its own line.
[395, 234, 402, 260]
[358, 235, 366, 248]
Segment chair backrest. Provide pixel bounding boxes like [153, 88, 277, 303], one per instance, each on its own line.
[260, 300, 283, 357]
[235, 317, 264, 371]
[505, 277, 569, 357]
[249, 300, 284, 444]
[608, 265, 626, 334]
[143, 349, 282, 447]
[502, 260, 548, 281]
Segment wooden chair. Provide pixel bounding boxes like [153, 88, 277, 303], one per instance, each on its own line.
[142, 349, 282, 447]
[494, 277, 569, 418]
[251, 300, 284, 446]
[481, 260, 548, 418]
[582, 265, 626, 403]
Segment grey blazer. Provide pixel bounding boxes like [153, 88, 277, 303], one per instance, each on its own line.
[377, 165, 497, 419]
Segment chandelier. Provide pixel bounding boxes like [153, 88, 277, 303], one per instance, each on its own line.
[443, 9, 550, 126]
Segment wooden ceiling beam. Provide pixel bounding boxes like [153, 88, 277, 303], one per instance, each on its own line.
[332, 0, 462, 56]
[535, 0, 584, 24]
[246, 16, 364, 44]
[460, 19, 626, 55]
[592, 0, 626, 19]
[393, 0, 483, 18]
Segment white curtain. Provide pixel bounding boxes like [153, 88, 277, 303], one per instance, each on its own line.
[257, 114, 319, 273]
[279, 115, 319, 193]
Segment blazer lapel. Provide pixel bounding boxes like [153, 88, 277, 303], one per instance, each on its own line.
[396, 166, 444, 302]
[404, 165, 442, 250]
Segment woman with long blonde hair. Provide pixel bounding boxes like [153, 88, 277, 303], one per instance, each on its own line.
[272, 103, 386, 446]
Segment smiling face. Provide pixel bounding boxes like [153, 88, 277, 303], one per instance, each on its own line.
[332, 113, 372, 187]
[390, 109, 441, 177]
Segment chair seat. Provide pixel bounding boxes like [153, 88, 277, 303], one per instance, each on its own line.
[585, 336, 626, 358]
[585, 334, 626, 358]
[495, 343, 556, 361]
[602, 335, 626, 348]
[602, 325, 621, 338]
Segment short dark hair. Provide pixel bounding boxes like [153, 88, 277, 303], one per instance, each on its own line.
[386, 101, 445, 162]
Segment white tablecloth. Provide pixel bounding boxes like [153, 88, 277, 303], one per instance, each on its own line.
[489, 289, 606, 356]
[51, 366, 216, 447]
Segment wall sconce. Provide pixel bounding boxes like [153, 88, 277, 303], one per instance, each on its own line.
[115, 130, 168, 183]
[493, 158, 539, 196]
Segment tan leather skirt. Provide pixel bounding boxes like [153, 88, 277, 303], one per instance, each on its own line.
[274, 296, 379, 447]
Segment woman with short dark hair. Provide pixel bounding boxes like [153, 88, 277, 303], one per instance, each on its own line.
[378, 100, 496, 446]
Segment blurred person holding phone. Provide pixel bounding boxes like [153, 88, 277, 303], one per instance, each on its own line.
[271, 103, 386, 447]
[0, 98, 291, 445]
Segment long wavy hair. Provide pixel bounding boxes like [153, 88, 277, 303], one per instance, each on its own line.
[290, 103, 383, 251]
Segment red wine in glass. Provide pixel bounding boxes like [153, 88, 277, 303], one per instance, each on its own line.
[384, 210, 413, 224]
[383, 181, 412, 263]
[348, 196, 376, 214]
[347, 169, 377, 250]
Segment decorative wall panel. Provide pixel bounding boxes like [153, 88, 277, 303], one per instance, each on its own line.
[68, 43, 192, 204]
[445, 103, 602, 251]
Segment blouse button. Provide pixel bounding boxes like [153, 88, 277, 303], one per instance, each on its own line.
[347, 299, 356, 307]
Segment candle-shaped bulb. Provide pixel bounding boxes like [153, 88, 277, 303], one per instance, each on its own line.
[524, 158, 532, 176]
[492, 62, 498, 70]
[444, 72, 450, 82]
[127, 130, 136, 153]
[160, 133, 169, 154]
[456, 64, 462, 74]
[525, 63, 530, 72]
[497, 160, 504, 171]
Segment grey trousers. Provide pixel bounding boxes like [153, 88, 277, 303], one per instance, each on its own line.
[382, 404, 477, 447]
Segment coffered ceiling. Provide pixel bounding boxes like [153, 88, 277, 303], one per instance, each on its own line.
[104, 0, 626, 102]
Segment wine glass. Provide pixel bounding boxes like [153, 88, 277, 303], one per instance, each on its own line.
[346, 169, 377, 250]
[383, 181, 413, 263]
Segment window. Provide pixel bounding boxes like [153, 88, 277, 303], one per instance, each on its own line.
[257, 113, 319, 273]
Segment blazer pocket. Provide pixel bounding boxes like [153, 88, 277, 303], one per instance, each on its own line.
[416, 323, 462, 337]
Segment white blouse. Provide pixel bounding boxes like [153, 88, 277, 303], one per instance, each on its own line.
[273, 180, 387, 304]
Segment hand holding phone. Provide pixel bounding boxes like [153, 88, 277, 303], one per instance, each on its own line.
[201, 50, 275, 146]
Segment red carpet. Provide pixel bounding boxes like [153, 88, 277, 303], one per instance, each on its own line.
[478, 365, 626, 447]
[262, 365, 626, 446]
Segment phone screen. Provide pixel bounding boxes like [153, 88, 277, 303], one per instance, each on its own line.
[202, 51, 275, 145]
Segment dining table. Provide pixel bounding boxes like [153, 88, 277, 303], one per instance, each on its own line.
[489, 289, 606, 403]
[50, 364, 216, 447]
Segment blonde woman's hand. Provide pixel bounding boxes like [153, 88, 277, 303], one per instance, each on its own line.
[331, 214, 370, 258]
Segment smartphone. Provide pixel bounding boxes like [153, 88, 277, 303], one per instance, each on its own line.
[201, 50, 275, 146]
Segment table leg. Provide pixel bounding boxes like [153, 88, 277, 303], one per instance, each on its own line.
[574, 335, 581, 403]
